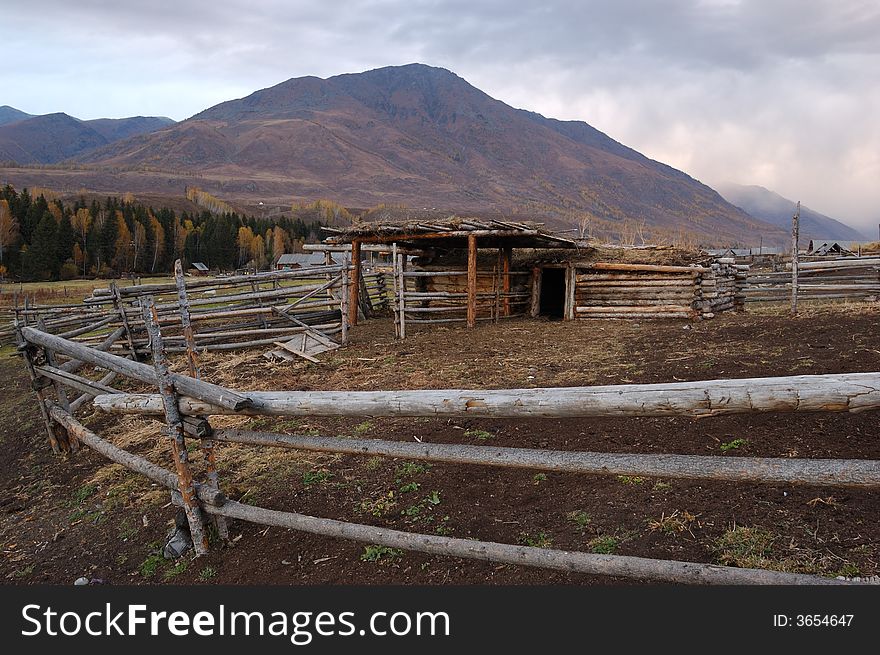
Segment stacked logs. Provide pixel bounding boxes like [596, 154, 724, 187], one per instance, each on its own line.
[695, 258, 748, 318]
[574, 263, 704, 320]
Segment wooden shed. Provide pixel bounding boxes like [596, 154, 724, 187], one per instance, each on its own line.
[322, 218, 746, 334]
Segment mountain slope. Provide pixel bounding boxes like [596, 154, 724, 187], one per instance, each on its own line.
[76, 64, 784, 245]
[85, 116, 175, 143]
[717, 183, 866, 242]
[0, 106, 34, 127]
[0, 113, 107, 164]
[0, 112, 176, 165]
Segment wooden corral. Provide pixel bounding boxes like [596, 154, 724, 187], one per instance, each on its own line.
[12, 315, 880, 585]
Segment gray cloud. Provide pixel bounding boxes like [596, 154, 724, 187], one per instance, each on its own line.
[2, 0, 878, 232]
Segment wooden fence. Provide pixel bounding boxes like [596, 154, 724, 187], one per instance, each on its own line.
[743, 257, 880, 303]
[1, 263, 389, 349]
[13, 309, 880, 585]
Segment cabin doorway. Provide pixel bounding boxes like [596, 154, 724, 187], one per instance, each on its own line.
[539, 267, 566, 319]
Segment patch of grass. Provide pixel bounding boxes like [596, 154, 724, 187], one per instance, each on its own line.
[434, 516, 453, 536]
[617, 475, 646, 485]
[588, 535, 619, 555]
[361, 545, 403, 564]
[302, 470, 334, 487]
[354, 421, 374, 434]
[464, 429, 494, 441]
[519, 531, 553, 548]
[395, 462, 429, 481]
[401, 491, 442, 521]
[364, 457, 384, 471]
[139, 552, 165, 578]
[12, 564, 34, 579]
[399, 481, 420, 493]
[566, 510, 592, 532]
[117, 520, 138, 540]
[836, 563, 861, 578]
[720, 438, 748, 452]
[358, 491, 396, 518]
[72, 484, 98, 505]
[713, 526, 776, 568]
[648, 510, 700, 537]
[652, 481, 672, 493]
[533, 473, 548, 485]
[199, 566, 217, 581]
[163, 561, 188, 581]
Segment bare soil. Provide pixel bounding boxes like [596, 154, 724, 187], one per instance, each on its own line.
[1, 302, 878, 585]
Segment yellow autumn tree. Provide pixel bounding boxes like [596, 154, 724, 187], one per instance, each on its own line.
[0, 199, 19, 264]
[249, 234, 266, 269]
[113, 212, 133, 271]
[72, 208, 93, 275]
[272, 225, 287, 263]
[149, 214, 165, 272]
[237, 226, 254, 267]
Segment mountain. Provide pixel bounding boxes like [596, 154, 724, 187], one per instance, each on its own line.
[85, 116, 175, 143]
[30, 64, 780, 244]
[0, 112, 175, 165]
[0, 105, 34, 126]
[717, 183, 867, 242]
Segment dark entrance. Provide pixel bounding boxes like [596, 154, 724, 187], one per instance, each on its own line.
[539, 267, 566, 319]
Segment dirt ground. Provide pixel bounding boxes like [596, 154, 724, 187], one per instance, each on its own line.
[1, 301, 878, 585]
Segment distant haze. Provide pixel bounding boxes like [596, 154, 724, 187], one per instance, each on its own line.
[2, 0, 878, 233]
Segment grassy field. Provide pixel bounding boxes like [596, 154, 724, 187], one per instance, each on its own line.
[0, 277, 177, 307]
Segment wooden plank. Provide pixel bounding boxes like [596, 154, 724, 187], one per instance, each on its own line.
[272, 341, 321, 363]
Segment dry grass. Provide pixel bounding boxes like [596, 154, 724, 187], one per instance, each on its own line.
[712, 525, 855, 576]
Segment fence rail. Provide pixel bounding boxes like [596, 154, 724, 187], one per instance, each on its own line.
[12, 312, 879, 585]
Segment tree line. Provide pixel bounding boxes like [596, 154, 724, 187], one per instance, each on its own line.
[0, 185, 325, 281]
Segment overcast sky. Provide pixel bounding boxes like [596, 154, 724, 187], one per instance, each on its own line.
[3, 0, 878, 233]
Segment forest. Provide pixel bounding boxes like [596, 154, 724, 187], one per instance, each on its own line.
[0, 186, 325, 281]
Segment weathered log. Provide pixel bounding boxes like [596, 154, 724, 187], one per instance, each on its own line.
[576, 305, 695, 313]
[91, 371, 880, 419]
[214, 429, 880, 487]
[21, 326, 252, 411]
[201, 500, 849, 584]
[585, 263, 707, 273]
[575, 312, 695, 319]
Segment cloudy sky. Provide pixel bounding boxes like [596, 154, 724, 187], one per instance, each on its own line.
[3, 0, 879, 233]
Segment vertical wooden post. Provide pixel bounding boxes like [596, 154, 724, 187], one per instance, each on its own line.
[174, 259, 200, 379]
[397, 253, 407, 340]
[142, 298, 210, 555]
[502, 246, 512, 317]
[349, 239, 361, 327]
[530, 267, 542, 318]
[110, 281, 136, 358]
[467, 234, 477, 328]
[36, 318, 77, 451]
[15, 322, 62, 454]
[174, 260, 228, 541]
[391, 243, 400, 338]
[791, 201, 800, 316]
[565, 265, 576, 320]
[493, 249, 502, 323]
[340, 255, 350, 345]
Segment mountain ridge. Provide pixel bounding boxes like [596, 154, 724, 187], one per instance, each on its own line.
[716, 183, 867, 242]
[0, 110, 175, 164]
[6, 65, 788, 245]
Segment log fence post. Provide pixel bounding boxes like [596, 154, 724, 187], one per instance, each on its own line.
[142, 297, 210, 555]
[174, 260, 228, 541]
